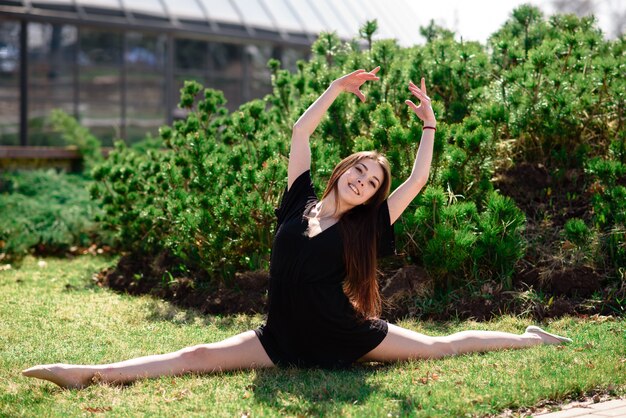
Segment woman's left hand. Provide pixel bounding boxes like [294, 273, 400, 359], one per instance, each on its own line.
[406, 78, 436, 126]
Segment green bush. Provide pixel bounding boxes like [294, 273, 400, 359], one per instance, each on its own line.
[49, 109, 104, 174]
[487, 6, 624, 170]
[91, 83, 287, 279]
[89, 25, 524, 290]
[563, 218, 591, 248]
[586, 142, 626, 270]
[0, 170, 105, 258]
[88, 7, 624, 292]
[484, 5, 624, 278]
[400, 186, 525, 292]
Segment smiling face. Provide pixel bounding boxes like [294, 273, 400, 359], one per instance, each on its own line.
[320, 151, 392, 218]
[337, 158, 385, 207]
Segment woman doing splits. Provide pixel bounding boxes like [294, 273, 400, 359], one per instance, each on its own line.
[23, 67, 571, 389]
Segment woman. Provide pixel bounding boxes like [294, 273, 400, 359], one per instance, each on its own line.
[22, 67, 571, 389]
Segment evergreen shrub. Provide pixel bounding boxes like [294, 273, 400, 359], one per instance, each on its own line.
[586, 144, 626, 270]
[49, 109, 104, 173]
[91, 23, 526, 292]
[91, 83, 287, 280]
[0, 170, 104, 258]
[89, 6, 624, 296]
[487, 5, 624, 171]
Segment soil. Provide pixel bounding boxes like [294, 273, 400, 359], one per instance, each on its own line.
[493, 162, 592, 226]
[97, 252, 268, 316]
[94, 162, 624, 322]
[95, 249, 618, 322]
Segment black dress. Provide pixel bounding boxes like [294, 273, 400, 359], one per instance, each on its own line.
[255, 170, 396, 368]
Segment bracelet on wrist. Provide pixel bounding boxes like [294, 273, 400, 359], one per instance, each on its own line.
[423, 126, 436, 131]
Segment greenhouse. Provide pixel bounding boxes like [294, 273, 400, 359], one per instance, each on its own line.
[0, 0, 420, 146]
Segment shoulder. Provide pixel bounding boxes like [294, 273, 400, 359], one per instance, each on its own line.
[288, 169, 313, 193]
[275, 170, 317, 224]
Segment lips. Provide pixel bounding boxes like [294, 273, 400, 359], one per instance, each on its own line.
[348, 182, 360, 196]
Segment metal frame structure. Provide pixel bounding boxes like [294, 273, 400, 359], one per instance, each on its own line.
[0, 0, 419, 146]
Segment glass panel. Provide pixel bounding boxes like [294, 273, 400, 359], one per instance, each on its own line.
[362, 0, 402, 40]
[163, 0, 205, 21]
[173, 40, 245, 112]
[79, 28, 122, 146]
[231, 0, 274, 29]
[247, 43, 270, 77]
[172, 37, 206, 118]
[208, 42, 242, 77]
[338, 0, 367, 29]
[77, 0, 120, 10]
[326, 0, 360, 36]
[27, 23, 78, 146]
[288, 0, 329, 33]
[390, 0, 424, 46]
[124, 0, 166, 17]
[248, 44, 271, 100]
[315, 0, 352, 37]
[125, 32, 166, 144]
[207, 42, 243, 110]
[0, 21, 20, 146]
[198, 0, 240, 24]
[280, 47, 309, 72]
[174, 37, 207, 71]
[261, 0, 302, 32]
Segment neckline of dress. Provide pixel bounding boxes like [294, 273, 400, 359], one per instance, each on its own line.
[305, 201, 340, 239]
[306, 220, 339, 239]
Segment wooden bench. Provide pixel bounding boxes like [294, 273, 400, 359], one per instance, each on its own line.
[0, 146, 111, 172]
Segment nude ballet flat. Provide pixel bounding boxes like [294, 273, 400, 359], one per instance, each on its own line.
[525, 325, 573, 344]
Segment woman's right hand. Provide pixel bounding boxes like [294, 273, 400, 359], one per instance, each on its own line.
[332, 67, 380, 103]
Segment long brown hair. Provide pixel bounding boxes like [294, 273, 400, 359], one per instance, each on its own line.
[321, 151, 392, 319]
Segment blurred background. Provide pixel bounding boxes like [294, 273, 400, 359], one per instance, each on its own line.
[0, 0, 624, 147]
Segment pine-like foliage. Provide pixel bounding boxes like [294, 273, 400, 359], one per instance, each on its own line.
[0, 170, 104, 257]
[88, 5, 624, 290]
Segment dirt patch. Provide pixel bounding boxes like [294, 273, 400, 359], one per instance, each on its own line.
[549, 265, 603, 297]
[380, 264, 433, 320]
[96, 252, 268, 316]
[494, 162, 552, 220]
[490, 161, 620, 317]
[96, 253, 439, 321]
[493, 163, 591, 226]
[516, 263, 604, 297]
[95, 253, 430, 321]
[95, 250, 621, 322]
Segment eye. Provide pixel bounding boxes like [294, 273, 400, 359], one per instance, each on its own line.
[370, 181, 376, 188]
[355, 166, 363, 173]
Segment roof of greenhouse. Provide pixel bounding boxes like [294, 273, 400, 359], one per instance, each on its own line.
[0, 0, 424, 47]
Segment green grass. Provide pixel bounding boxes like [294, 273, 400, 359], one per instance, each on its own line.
[1, 256, 625, 417]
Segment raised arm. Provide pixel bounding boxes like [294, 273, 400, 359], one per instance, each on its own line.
[288, 67, 380, 189]
[387, 78, 437, 224]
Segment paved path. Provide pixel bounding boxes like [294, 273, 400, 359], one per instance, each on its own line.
[535, 398, 626, 417]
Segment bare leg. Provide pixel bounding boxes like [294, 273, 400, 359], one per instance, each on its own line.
[360, 324, 571, 362]
[22, 331, 273, 389]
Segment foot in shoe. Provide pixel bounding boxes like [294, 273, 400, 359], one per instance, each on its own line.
[525, 325, 573, 345]
[22, 364, 94, 389]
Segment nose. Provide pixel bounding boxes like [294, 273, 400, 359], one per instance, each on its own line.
[357, 179, 363, 188]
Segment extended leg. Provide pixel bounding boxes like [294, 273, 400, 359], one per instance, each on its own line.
[22, 331, 273, 389]
[360, 324, 571, 362]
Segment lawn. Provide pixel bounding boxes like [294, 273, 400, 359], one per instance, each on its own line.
[1, 256, 625, 417]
